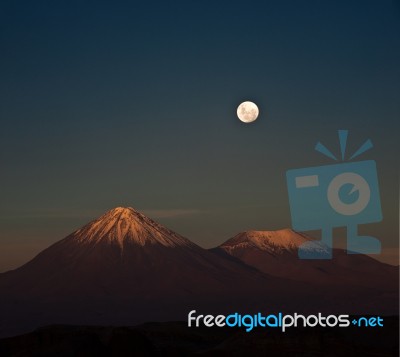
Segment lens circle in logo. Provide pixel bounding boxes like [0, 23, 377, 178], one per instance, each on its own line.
[327, 172, 370, 216]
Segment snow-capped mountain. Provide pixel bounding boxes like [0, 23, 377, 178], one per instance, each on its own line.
[219, 229, 311, 253]
[0, 207, 275, 298]
[213, 229, 398, 291]
[0, 207, 303, 337]
[0, 208, 397, 338]
[72, 207, 194, 248]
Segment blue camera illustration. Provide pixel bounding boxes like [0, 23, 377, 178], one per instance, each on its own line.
[286, 130, 382, 259]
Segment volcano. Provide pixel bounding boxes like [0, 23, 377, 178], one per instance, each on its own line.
[0, 207, 287, 300]
[0, 207, 304, 337]
[213, 229, 398, 291]
[0, 208, 397, 338]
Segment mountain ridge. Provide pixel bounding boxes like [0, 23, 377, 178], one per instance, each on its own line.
[0, 206, 397, 338]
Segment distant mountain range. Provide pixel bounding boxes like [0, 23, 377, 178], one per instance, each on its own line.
[0, 207, 398, 338]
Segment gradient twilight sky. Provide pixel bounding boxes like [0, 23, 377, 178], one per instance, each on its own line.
[0, 0, 399, 271]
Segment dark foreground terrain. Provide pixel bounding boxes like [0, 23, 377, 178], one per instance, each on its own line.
[0, 317, 398, 356]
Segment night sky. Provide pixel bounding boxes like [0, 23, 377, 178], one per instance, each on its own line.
[0, 0, 399, 271]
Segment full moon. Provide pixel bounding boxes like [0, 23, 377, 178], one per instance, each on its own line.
[237, 101, 259, 123]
